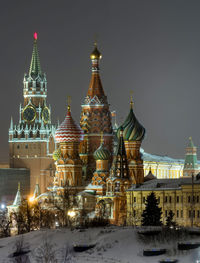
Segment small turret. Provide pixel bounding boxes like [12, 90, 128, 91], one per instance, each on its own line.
[12, 182, 22, 207]
[183, 137, 199, 177]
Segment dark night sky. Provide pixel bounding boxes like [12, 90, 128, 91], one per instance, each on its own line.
[1, 0, 200, 161]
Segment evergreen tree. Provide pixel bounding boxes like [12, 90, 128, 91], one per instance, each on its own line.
[166, 210, 176, 228]
[141, 192, 162, 226]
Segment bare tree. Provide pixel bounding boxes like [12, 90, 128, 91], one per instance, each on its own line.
[33, 235, 58, 263]
[50, 186, 78, 227]
[0, 209, 11, 237]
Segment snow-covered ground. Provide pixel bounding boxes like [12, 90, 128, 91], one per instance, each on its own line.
[0, 226, 200, 262]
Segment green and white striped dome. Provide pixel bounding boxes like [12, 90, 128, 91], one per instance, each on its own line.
[93, 142, 110, 160]
[118, 107, 145, 141]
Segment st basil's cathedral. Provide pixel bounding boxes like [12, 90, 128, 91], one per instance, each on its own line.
[7, 33, 200, 226]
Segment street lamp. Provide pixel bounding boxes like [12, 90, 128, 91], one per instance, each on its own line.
[68, 210, 76, 217]
[29, 196, 35, 203]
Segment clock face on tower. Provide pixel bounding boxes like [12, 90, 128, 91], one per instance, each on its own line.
[42, 106, 50, 123]
[22, 105, 36, 122]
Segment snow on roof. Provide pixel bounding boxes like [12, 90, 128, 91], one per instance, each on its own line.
[127, 177, 200, 191]
[142, 150, 184, 164]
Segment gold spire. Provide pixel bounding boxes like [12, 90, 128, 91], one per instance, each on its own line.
[130, 91, 134, 108]
[18, 182, 20, 191]
[67, 96, 71, 112]
[90, 41, 102, 60]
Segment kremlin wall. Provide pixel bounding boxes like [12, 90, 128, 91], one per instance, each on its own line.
[1, 33, 200, 226]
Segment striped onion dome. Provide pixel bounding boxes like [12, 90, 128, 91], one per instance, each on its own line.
[118, 106, 145, 141]
[93, 141, 110, 160]
[55, 107, 83, 143]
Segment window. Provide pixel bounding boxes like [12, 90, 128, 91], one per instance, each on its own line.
[189, 210, 191, 218]
[165, 210, 167, 217]
[134, 197, 136, 202]
[25, 144, 28, 149]
[197, 196, 199, 203]
[188, 196, 191, 203]
[165, 196, 168, 203]
[17, 145, 20, 149]
[193, 210, 195, 218]
[177, 196, 179, 203]
[177, 210, 179, 218]
[133, 210, 136, 217]
[143, 197, 145, 203]
[181, 210, 183, 218]
[198, 211, 200, 218]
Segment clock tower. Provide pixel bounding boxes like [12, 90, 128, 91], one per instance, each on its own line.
[9, 33, 55, 194]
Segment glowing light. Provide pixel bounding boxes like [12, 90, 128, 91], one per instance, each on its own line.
[29, 196, 35, 202]
[68, 210, 76, 217]
[1, 204, 5, 209]
[34, 32, 38, 40]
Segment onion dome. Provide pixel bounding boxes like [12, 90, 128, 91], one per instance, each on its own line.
[53, 148, 61, 161]
[93, 136, 110, 160]
[55, 105, 83, 143]
[90, 42, 102, 60]
[118, 98, 145, 141]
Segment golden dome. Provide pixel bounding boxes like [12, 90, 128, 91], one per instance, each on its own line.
[90, 43, 102, 60]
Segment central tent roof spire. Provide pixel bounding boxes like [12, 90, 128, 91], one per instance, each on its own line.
[87, 42, 105, 100]
[29, 32, 42, 77]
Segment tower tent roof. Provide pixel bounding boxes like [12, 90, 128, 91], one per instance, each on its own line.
[187, 137, 195, 148]
[29, 32, 42, 77]
[12, 183, 21, 207]
[113, 128, 129, 179]
[55, 106, 83, 143]
[86, 43, 107, 103]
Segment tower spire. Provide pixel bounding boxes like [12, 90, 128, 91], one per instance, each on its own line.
[130, 91, 134, 108]
[67, 96, 71, 112]
[29, 32, 42, 77]
[87, 42, 105, 100]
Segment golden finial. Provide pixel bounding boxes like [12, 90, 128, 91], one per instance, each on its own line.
[130, 91, 134, 108]
[18, 182, 20, 191]
[90, 35, 102, 60]
[100, 131, 104, 144]
[67, 96, 71, 112]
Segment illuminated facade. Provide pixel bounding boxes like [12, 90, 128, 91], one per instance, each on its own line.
[7, 35, 200, 227]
